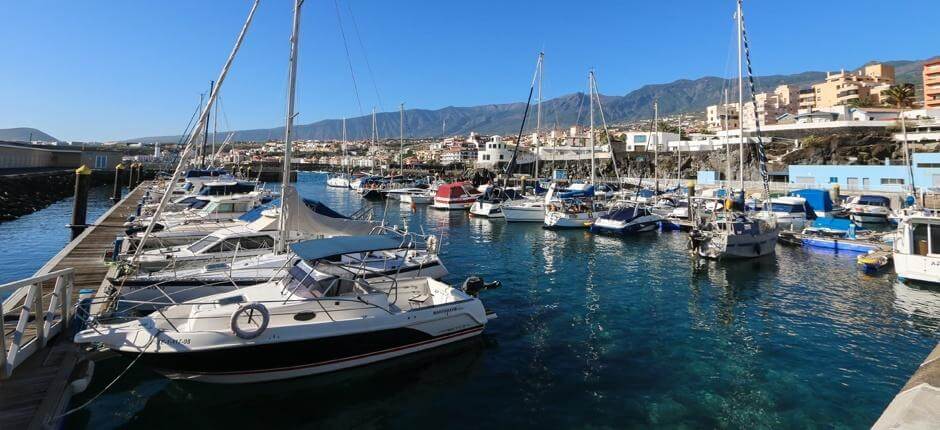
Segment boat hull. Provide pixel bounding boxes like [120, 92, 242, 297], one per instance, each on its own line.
[133, 325, 485, 384]
[502, 205, 544, 222]
[469, 202, 504, 218]
[544, 211, 607, 229]
[590, 216, 661, 235]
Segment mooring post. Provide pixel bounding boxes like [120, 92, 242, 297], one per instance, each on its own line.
[136, 163, 145, 187]
[111, 163, 124, 204]
[127, 162, 136, 191]
[69, 165, 92, 240]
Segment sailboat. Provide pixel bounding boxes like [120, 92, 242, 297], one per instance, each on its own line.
[502, 52, 547, 222]
[544, 70, 608, 229]
[327, 117, 351, 188]
[688, 0, 779, 259]
[77, 1, 496, 383]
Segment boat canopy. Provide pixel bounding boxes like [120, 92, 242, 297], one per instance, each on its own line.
[237, 197, 350, 223]
[808, 217, 857, 232]
[290, 234, 407, 261]
[198, 181, 257, 196]
[789, 189, 833, 212]
[436, 182, 477, 198]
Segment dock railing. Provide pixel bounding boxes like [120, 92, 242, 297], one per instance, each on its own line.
[0, 268, 75, 378]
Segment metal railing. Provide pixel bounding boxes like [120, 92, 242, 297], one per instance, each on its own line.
[0, 268, 75, 378]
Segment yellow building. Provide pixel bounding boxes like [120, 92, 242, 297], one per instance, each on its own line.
[806, 63, 895, 109]
[706, 84, 797, 132]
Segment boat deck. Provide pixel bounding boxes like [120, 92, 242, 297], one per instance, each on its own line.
[0, 183, 147, 430]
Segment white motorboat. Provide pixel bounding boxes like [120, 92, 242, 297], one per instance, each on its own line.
[845, 195, 892, 224]
[591, 201, 662, 234]
[400, 190, 433, 205]
[326, 174, 350, 188]
[469, 188, 524, 218]
[750, 196, 814, 230]
[385, 187, 428, 201]
[892, 209, 940, 285]
[543, 183, 607, 229]
[75, 236, 499, 384]
[502, 197, 545, 222]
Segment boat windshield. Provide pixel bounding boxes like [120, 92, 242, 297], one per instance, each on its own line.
[189, 235, 220, 253]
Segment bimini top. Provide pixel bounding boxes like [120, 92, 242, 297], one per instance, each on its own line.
[237, 198, 350, 223]
[436, 182, 478, 198]
[185, 168, 228, 178]
[290, 234, 409, 261]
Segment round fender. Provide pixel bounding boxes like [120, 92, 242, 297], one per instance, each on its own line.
[231, 302, 270, 339]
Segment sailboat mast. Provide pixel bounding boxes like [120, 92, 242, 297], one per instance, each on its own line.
[201, 80, 214, 168]
[653, 100, 659, 183]
[737, 0, 744, 190]
[901, 113, 916, 196]
[677, 116, 682, 186]
[724, 88, 731, 189]
[399, 102, 404, 176]
[535, 52, 543, 178]
[277, 0, 303, 255]
[371, 107, 376, 174]
[212, 82, 219, 166]
[589, 71, 596, 184]
[342, 117, 347, 175]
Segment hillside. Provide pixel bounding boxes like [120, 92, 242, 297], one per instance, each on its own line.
[123, 56, 932, 143]
[0, 127, 58, 142]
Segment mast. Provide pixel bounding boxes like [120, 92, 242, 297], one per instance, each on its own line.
[724, 88, 731, 189]
[342, 116, 348, 176]
[132, 0, 260, 262]
[535, 52, 543, 178]
[371, 107, 376, 174]
[201, 80, 214, 168]
[736, 0, 744, 190]
[677, 115, 682, 186]
[399, 102, 404, 176]
[653, 100, 659, 183]
[277, 0, 303, 255]
[589, 70, 596, 185]
[901, 113, 916, 197]
[211, 82, 219, 166]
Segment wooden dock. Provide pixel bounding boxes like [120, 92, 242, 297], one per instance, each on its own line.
[0, 183, 147, 430]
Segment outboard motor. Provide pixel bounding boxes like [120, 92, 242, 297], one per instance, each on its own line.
[461, 276, 501, 297]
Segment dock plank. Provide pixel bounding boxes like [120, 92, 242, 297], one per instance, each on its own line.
[0, 183, 148, 430]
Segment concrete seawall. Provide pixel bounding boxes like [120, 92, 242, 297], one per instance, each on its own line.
[873, 342, 940, 429]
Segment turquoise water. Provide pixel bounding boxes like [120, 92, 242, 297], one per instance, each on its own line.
[7, 172, 933, 429]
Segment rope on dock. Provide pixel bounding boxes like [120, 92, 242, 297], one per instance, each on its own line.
[47, 332, 157, 423]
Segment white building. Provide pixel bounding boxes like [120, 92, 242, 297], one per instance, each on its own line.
[622, 132, 680, 152]
[476, 135, 535, 168]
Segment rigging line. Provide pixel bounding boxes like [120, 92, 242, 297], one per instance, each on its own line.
[738, 0, 769, 199]
[333, 0, 364, 116]
[591, 72, 621, 182]
[505, 52, 541, 176]
[345, 0, 384, 112]
[574, 90, 585, 129]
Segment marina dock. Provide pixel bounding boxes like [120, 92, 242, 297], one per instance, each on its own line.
[0, 183, 147, 429]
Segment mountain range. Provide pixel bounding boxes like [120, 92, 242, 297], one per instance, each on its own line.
[8, 58, 934, 144]
[0, 127, 59, 142]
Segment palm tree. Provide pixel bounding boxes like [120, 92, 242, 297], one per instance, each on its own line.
[847, 95, 878, 108]
[882, 84, 916, 108]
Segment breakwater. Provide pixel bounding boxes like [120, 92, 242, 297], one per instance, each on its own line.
[0, 170, 115, 221]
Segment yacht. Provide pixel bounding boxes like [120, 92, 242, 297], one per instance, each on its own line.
[690, 209, 779, 259]
[892, 210, 940, 285]
[432, 182, 482, 210]
[591, 201, 662, 235]
[502, 197, 545, 222]
[750, 196, 815, 230]
[326, 173, 350, 188]
[845, 195, 892, 224]
[469, 188, 523, 218]
[74, 236, 498, 384]
[400, 190, 433, 205]
[543, 184, 608, 229]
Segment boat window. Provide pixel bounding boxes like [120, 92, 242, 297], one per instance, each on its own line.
[216, 203, 235, 213]
[912, 223, 929, 256]
[930, 224, 940, 255]
[188, 235, 219, 253]
[238, 235, 275, 250]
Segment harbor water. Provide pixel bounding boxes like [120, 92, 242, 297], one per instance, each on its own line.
[4, 173, 936, 428]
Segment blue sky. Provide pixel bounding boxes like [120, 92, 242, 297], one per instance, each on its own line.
[2, 0, 938, 141]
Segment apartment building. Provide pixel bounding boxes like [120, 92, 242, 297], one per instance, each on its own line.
[805, 63, 895, 109]
[706, 84, 797, 132]
[924, 58, 940, 108]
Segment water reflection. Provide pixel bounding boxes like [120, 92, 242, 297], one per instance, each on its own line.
[893, 281, 940, 334]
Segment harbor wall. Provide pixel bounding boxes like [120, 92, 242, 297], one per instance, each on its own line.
[873, 342, 940, 429]
[0, 170, 118, 221]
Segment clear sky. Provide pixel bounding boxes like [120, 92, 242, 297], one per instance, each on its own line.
[2, 0, 938, 141]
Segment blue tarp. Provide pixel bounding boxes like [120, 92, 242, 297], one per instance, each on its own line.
[558, 185, 595, 199]
[290, 235, 407, 261]
[789, 189, 833, 213]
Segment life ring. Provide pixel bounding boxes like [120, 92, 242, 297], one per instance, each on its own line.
[230, 302, 270, 339]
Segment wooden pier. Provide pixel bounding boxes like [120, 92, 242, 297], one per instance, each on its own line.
[0, 183, 147, 430]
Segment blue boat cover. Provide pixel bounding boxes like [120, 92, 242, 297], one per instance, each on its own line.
[290, 235, 407, 261]
[809, 217, 855, 232]
[789, 189, 833, 212]
[558, 185, 595, 199]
